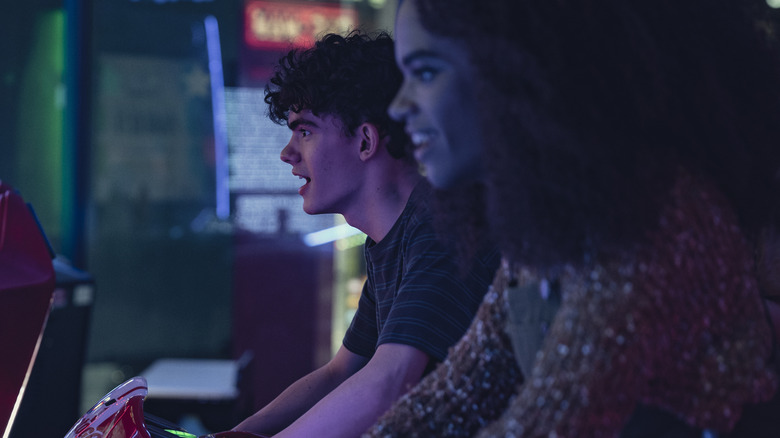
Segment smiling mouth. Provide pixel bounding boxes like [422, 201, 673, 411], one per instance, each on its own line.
[410, 132, 434, 149]
[409, 132, 438, 164]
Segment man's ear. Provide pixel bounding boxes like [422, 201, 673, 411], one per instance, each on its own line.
[357, 123, 383, 162]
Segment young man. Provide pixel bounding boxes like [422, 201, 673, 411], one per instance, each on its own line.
[232, 32, 499, 438]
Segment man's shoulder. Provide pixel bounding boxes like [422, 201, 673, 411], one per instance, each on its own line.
[401, 180, 435, 226]
[396, 186, 437, 244]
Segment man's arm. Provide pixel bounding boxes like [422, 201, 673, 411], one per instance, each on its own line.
[233, 346, 370, 436]
[274, 342, 429, 438]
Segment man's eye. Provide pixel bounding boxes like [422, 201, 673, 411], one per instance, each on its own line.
[299, 129, 312, 137]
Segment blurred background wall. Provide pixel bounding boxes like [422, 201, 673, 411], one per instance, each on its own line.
[1, 0, 395, 434]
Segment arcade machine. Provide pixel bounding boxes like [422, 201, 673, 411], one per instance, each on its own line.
[64, 376, 266, 438]
[0, 182, 56, 438]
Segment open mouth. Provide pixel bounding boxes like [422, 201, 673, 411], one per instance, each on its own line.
[297, 175, 311, 193]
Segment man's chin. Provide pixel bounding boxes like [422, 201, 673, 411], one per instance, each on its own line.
[302, 203, 322, 216]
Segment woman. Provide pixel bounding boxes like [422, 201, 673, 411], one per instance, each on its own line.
[366, 0, 780, 436]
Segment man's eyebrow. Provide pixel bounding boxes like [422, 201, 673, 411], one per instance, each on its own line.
[400, 49, 441, 67]
[288, 117, 319, 130]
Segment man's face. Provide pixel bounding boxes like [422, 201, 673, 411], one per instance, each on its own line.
[281, 109, 363, 216]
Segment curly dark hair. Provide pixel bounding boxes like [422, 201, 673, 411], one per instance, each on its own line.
[264, 31, 411, 159]
[412, 0, 780, 266]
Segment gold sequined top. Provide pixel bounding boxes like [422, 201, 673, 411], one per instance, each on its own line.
[365, 172, 776, 437]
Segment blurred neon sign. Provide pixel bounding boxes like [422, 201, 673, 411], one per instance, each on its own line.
[244, 0, 358, 50]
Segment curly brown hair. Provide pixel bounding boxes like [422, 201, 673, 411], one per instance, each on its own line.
[411, 0, 780, 266]
[265, 31, 411, 159]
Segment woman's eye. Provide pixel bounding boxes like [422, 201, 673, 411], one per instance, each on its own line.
[412, 67, 438, 83]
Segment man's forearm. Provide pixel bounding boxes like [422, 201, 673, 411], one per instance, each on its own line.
[273, 368, 400, 438]
[233, 367, 343, 435]
[274, 344, 429, 438]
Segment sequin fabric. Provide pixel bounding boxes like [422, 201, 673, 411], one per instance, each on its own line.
[365, 172, 776, 437]
[481, 172, 777, 437]
[365, 278, 523, 437]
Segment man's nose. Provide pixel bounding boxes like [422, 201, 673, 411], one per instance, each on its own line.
[280, 139, 298, 164]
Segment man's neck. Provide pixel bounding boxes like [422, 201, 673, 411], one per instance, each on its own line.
[344, 171, 423, 243]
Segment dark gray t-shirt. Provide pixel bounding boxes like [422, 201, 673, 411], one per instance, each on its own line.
[343, 181, 500, 365]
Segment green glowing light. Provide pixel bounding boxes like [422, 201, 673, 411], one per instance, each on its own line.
[164, 430, 197, 438]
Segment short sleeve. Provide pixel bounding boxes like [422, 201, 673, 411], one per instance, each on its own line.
[376, 220, 498, 361]
[343, 280, 378, 358]
[365, 288, 522, 438]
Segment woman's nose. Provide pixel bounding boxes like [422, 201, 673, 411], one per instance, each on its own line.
[388, 81, 415, 122]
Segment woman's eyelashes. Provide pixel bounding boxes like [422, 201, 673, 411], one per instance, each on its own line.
[410, 65, 440, 83]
